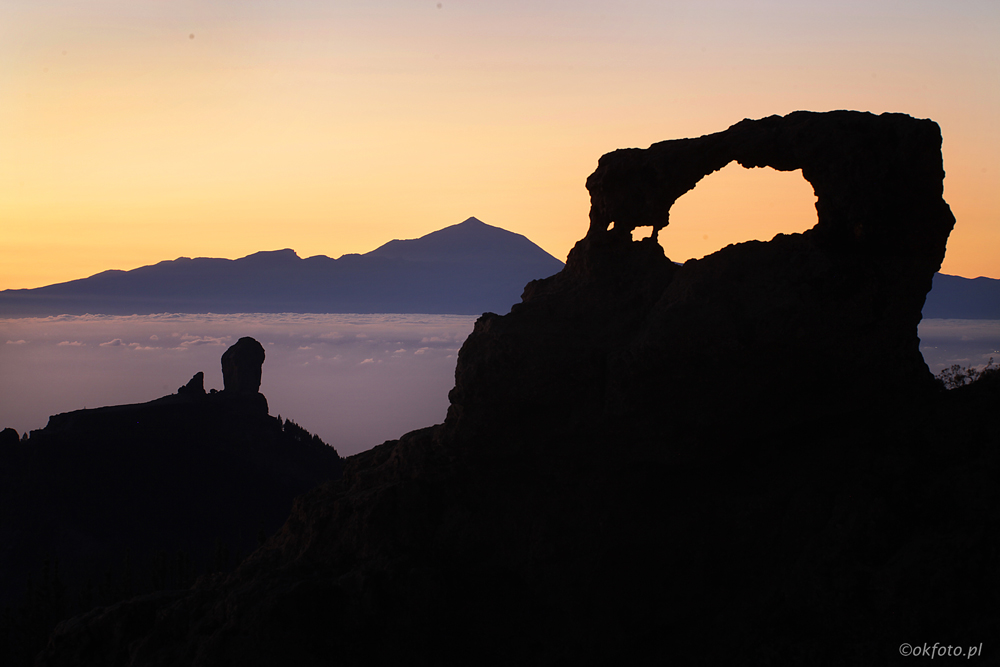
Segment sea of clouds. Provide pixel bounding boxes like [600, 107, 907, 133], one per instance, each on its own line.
[917, 319, 1000, 374]
[2, 315, 998, 457]
[1, 313, 477, 457]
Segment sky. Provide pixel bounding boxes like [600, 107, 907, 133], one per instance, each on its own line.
[2, 0, 998, 290]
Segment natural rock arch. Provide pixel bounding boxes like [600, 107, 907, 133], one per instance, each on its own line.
[583, 110, 952, 269]
[450, 111, 956, 444]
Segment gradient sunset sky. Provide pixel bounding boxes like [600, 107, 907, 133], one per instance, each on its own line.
[2, 0, 998, 290]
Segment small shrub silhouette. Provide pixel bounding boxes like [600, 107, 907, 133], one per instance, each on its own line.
[936, 357, 996, 389]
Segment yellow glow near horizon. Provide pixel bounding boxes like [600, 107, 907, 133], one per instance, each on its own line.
[2, 1, 998, 289]
[660, 164, 818, 261]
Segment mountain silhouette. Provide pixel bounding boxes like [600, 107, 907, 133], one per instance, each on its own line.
[923, 272, 1000, 318]
[0, 218, 564, 317]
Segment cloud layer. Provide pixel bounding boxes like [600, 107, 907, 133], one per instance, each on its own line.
[0, 313, 476, 456]
[3, 313, 997, 456]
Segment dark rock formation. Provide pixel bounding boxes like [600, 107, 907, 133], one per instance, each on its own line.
[177, 371, 206, 396]
[221, 337, 265, 395]
[0, 427, 17, 447]
[36, 112, 998, 667]
[447, 110, 954, 452]
[0, 427, 18, 464]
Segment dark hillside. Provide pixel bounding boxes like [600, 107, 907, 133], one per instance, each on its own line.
[0, 339, 342, 665]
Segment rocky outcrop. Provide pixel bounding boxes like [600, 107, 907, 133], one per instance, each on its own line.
[0, 427, 18, 464]
[0, 427, 17, 447]
[221, 337, 265, 395]
[37, 112, 996, 667]
[178, 371, 206, 396]
[447, 110, 955, 452]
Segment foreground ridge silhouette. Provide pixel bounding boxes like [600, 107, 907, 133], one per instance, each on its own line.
[0, 338, 342, 664]
[37, 112, 1000, 666]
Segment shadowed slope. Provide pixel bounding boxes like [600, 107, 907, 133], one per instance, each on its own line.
[0, 338, 342, 664]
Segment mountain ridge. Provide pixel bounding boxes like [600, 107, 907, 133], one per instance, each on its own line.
[923, 272, 1000, 319]
[0, 217, 564, 317]
[3, 216, 998, 319]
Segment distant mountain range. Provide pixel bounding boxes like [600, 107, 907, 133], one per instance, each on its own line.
[0, 219, 996, 318]
[0, 218, 565, 317]
[922, 272, 1000, 319]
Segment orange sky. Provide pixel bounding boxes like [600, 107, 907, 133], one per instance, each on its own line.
[2, 1, 998, 290]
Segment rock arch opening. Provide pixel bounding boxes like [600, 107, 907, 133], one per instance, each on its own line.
[656, 162, 818, 262]
[631, 225, 654, 241]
